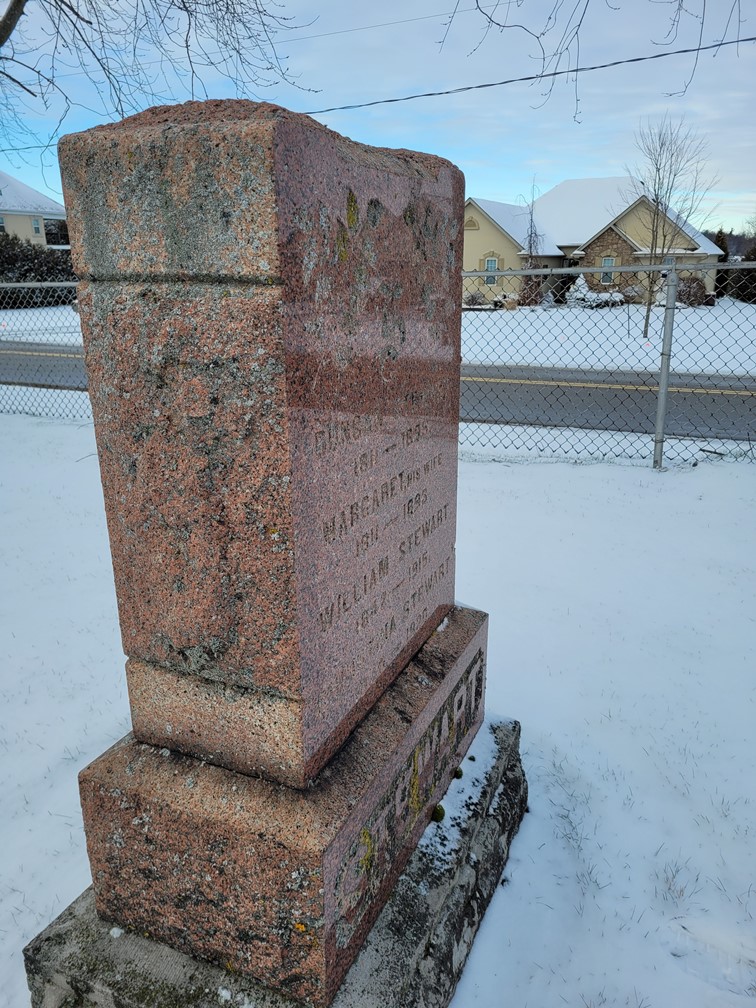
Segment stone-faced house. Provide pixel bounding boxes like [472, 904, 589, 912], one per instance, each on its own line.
[0, 171, 68, 247]
[464, 176, 721, 300]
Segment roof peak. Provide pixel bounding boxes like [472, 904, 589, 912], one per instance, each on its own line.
[0, 170, 66, 217]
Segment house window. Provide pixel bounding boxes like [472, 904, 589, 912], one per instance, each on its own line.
[485, 257, 498, 285]
[32, 217, 41, 235]
[0, 216, 5, 233]
[600, 256, 615, 285]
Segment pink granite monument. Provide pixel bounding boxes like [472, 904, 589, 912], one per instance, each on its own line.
[60, 101, 463, 789]
[45, 101, 494, 1007]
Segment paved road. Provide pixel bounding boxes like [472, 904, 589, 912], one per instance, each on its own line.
[3, 344, 755, 441]
[0, 340, 87, 391]
[461, 365, 756, 441]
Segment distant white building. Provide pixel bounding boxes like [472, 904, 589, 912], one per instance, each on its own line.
[0, 171, 68, 247]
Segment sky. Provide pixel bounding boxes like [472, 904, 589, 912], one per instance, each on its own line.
[1, 0, 754, 231]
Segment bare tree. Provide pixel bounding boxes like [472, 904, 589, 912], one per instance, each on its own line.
[625, 115, 715, 335]
[519, 180, 543, 306]
[459, 0, 744, 109]
[0, 0, 299, 149]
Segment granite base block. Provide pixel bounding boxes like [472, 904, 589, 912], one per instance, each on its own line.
[25, 721, 527, 1008]
[78, 607, 487, 1006]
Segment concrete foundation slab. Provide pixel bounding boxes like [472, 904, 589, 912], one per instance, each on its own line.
[25, 720, 526, 1008]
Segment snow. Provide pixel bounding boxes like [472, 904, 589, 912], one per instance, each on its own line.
[2, 414, 756, 1007]
[469, 199, 564, 258]
[470, 178, 721, 264]
[0, 305, 81, 345]
[4, 299, 755, 384]
[530, 177, 722, 257]
[532, 177, 635, 248]
[459, 422, 754, 465]
[0, 172, 66, 217]
[0, 386, 91, 422]
[462, 297, 756, 376]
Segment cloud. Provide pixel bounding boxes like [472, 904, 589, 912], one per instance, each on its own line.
[2, 0, 753, 229]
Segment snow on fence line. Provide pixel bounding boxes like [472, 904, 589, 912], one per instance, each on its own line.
[2, 265, 756, 465]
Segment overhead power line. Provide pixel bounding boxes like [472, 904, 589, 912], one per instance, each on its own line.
[1, 35, 753, 155]
[277, 4, 498, 46]
[304, 36, 756, 115]
[17, 4, 502, 84]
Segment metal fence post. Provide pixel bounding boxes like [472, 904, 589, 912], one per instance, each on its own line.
[653, 268, 678, 470]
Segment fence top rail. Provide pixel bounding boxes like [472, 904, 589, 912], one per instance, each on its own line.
[0, 281, 78, 289]
[462, 262, 756, 279]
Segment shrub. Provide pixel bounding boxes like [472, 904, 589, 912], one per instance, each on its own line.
[676, 276, 708, 307]
[621, 284, 645, 304]
[0, 232, 76, 306]
[464, 290, 487, 307]
[732, 247, 756, 304]
[491, 293, 519, 310]
[567, 274, 624, 308]
[519, 273, 544, 307]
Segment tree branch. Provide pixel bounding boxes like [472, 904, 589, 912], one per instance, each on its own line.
[0, 0, 27, 49]
[0, 65, 35, 95]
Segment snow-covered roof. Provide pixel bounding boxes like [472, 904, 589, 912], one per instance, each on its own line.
[469, 198, 563, 257]
[533, 177, 636, 248]
[662, 205, 722, 256]
[0, 171, 66, 218]
[533, 176, 721, 256]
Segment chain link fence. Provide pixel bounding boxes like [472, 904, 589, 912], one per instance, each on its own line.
[461, 262, 756, 465]
[0, 281, 90, 421]
[2, 266, 756, 466]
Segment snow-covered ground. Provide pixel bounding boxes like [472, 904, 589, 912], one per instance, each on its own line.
[3, 297, 756, 380]
[2, 415, 755, 1008]
[462, 297, 756, 376]
[0, 305, 81, 346]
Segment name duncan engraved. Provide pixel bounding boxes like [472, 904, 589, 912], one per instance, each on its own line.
[314, 415, 384, 455]
[333, 648, 485, 950]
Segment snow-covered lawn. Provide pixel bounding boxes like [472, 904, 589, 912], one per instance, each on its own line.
[0, 305, 81, 346]
[1, 415, 755, 1007]
[3, 298, 755, 383]
[462, 296, 756, 376]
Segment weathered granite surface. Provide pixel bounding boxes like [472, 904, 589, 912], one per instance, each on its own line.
[77, 608, 487, 1006]
[58, 101, 464, 787]
[26, 721, 527, 1008]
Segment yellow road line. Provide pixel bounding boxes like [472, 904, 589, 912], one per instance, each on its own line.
[0, 348, 83, 359]
[461, 376, 756, 397]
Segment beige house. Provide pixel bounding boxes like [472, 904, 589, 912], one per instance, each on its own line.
[0, 171, 68, 247]
[463, 198, 563, 301]
[464, 177, 721, 300]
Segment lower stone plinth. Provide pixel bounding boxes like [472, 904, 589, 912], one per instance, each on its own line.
[25, 720, 527, 1008]
[76, 607, 487, 1007]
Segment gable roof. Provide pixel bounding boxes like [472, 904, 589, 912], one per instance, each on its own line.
[468, 197, 563, 257]
[0, 171, 66, 218]
[658, 203, 721, 256]
[533, 176, 721, 256]
[533, 177, 634, 248]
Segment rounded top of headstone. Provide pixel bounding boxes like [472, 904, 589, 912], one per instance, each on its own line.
[85, 99, 305, 131]
[58, 99, 464, 283]
[60, 100, 455, 178]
